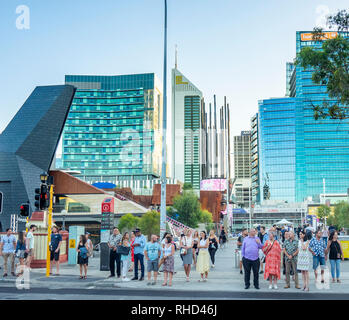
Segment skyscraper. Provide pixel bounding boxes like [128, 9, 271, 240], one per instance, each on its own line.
[62, 74, 163, 185]
[171, 68, 203, 190]
[233, 131, 252, 207]
[257, 31, 349, 203]
[250, 114, 260, 203]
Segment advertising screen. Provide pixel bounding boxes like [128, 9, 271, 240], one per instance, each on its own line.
[200, 179, 227, 191]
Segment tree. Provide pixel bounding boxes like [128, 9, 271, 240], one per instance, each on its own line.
[182, 183, 193, 190]
[295, 10, 349, 120]
[333, 201, 349, 229]
[316, 205, 331, 223]
[117, 213, 139, 233]
[199, 209, 213, 224]
[139, 210, 160, 240]
[172, 190, 201, 228]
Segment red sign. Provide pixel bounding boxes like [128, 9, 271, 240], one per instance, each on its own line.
[101, 198, 115, 213]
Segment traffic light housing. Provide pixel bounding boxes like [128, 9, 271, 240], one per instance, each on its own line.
[20, 203, 30, 217]
[34, 184, 49, 210]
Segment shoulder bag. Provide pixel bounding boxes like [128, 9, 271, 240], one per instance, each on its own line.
[180, 237, 187, 256]
[117, 244, 131, 256]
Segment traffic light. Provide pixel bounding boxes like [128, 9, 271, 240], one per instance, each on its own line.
[20, 203, 30, 217]
[34, 184, 49, 210]
[34, 187, 41, 210]
[40, 184, 49, 209]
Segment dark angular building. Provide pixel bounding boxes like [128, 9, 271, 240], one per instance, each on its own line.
[0, 85, 76, 231]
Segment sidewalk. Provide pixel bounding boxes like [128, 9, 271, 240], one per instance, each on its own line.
[1, 241, 349, 294]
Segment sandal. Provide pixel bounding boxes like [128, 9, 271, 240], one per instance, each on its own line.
[83, 276, 87, 279]
[337, 279, 341, 283]
[79, 276, 83, 279]
[162, 283, 167, 286]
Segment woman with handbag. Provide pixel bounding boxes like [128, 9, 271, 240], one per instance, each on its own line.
[129, 231, 135, 272]
[208, 230, 219, 268]
[162, 235, 175, 286]
[120, 232, 131, 282]
[325, 231, 344, 283]
[297, 230, 311, 291]
[180, 229, 193, 282]
[196, 231, 210, 282]
[262, 232, 281, 289]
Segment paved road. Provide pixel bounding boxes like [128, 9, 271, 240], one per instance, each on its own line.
[1, 240, 349, 300]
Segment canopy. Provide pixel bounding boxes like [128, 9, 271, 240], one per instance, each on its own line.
[275, 219, 293, 225]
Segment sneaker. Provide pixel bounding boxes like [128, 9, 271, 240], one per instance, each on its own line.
[122, 277, 130, 282]
[147, 282, 152, 285]
[273, 284, 278, 290]
[212, 265, 215, 268]
[139, 277, 144, 281]
[131, 277, 138, 281]
[108, 275, 115, 278]
[269, 284, 273, 290]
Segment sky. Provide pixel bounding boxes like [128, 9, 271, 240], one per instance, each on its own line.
[0, 0, 348, 156]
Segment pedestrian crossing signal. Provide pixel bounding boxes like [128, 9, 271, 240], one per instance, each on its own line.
[20, 203, 30, 217]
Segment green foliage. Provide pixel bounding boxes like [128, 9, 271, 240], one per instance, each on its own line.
[172, 191, 201, 228]
[295, 10, 349, 120]
[199, 209, 213, 224]
[332, 202, 349, 229]
[117, 213, 140, 233]
[317, 205, 331, 222]
[183, 183, 193, 190]
[206, 222, 216, 234]
[139, 210, 160, 240]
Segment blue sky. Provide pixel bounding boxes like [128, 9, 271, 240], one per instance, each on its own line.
[0, 0, 348, 143]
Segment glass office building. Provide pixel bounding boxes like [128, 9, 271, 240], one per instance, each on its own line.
[293, 31, 349, 202]
[62, 74, 163, 184]
[258, 98, 297, 203]
[257, 31, 349, 203]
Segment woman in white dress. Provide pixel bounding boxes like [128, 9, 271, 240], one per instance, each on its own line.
[297, 230, 311, 291]
[196, 231, 210, 282]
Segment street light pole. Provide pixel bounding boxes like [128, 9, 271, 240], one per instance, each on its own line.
[160, 0, 168, 240]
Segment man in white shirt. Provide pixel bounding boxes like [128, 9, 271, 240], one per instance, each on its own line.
[0, 228, 17, 276]
[26, 225, 37, 268]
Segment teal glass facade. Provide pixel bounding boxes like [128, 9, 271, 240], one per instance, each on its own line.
[294, 31, 349, 202]
[258, 31, 349, 203]
[258, 98, 296, 202]
[62, 74, 162, 182]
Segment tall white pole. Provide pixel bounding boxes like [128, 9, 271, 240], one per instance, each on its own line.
[160, 0, 168, 240]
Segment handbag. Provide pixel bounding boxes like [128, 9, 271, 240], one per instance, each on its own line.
[117, 245, 130, 256]
[180, 237, 187, 255]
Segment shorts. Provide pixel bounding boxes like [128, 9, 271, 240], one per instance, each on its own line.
[147, 259, 159, 272]
[27, 249, 34, 257]
[313, 256, 326, 270]
[50, 250, 60, 261]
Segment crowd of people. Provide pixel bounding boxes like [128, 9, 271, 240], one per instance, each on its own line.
[0, 223, 346, 292]
[103, 227, 227, 285]
[237, 224, 346, 291]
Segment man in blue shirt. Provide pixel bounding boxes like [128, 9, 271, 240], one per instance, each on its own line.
[309, 230, 327, 283]
[132, 228, 146, 281]
[0, 228, 17, 276]
[49, 226, 62, 276]
[241, 228, 263, 289]
[144, 234, 161, 285]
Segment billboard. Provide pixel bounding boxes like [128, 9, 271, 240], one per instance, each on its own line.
[200, 179, 227, 191]
[301, 32, 338, 42]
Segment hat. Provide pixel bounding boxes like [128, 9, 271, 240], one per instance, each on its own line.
[85, 232, 90, 235]
[135, 228, 141, 233]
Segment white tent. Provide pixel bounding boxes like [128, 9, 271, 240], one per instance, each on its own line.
[275, 219, 293, 225]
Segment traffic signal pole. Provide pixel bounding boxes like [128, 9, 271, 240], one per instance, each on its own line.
[45, 184, 54, 277]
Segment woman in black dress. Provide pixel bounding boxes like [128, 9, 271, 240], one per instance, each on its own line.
[77, 235, 89, 279]
[208, 230, 219, 267]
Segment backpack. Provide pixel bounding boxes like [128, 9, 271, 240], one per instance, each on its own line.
[80, 247, 88, 259]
